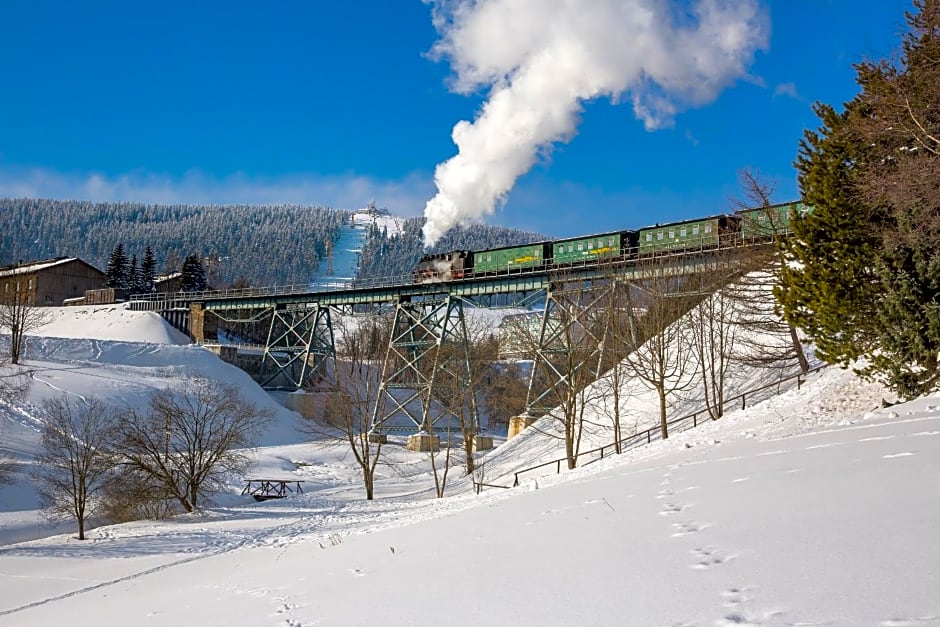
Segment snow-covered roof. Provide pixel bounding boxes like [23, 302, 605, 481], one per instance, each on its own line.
[0, 257, 83, 278]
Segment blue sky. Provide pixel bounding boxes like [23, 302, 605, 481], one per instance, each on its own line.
[0, 1, 914, 238]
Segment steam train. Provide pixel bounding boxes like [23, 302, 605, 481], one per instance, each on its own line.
[413, 201, 809, 283]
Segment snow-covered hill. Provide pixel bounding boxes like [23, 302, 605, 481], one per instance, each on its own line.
[0, 302, 938, 625]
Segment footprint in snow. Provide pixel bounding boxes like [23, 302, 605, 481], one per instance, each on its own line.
[671, 521, 707, 537]
[720, 587, 754, 609]
[690, 546, 736, 569]
[350, 568, 367, 577]
[659, 502, 689, 516]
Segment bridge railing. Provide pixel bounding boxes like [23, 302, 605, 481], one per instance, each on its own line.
[501, 363, 826, 489]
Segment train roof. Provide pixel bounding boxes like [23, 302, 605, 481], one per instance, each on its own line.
[551, 229, 638, 244]
[637, 214, 739, 231]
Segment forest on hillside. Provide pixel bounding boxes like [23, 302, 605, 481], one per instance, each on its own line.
[0, 198, 347, 286]
[0, 197, 546, 287]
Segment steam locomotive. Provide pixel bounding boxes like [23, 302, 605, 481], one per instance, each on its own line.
[413, 201, 808, 283]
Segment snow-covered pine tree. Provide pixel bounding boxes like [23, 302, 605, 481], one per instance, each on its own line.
[180, 254, 208, 292]
[106, 243, 129, 290]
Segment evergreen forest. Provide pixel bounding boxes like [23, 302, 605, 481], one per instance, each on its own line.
[0, 198, 347, 287]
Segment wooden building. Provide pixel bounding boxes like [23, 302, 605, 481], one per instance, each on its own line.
[0, 257, 106, 306]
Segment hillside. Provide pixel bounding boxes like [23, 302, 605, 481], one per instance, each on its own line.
[0, 197, 547, 289]
[0, 296, 938, 625]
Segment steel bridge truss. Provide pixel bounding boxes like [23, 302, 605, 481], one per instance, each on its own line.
[258, 303, 335, 391]
[525, 279, 636, 417]
[370, 294, 478, 435]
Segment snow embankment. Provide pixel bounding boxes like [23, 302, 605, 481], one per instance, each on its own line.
[33, 304, 189, 344]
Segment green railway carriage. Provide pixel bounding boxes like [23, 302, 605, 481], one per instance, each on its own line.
[552, 230, 638, 265]
[472, 242, 550, 274]
[738, 201, 812, 240]
[638, 215, 740, 255]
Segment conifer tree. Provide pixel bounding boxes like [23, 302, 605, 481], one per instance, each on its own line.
[128, 254, 140, 294]
[106, 243, 129, 290]
[778, 0, 940, 397]
[140, 245, 157, 293]
[180, 255, 208, 292]
[776, 99, 884, 367]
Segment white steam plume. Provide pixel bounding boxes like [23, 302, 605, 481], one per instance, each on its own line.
[422, 0, 769, 246]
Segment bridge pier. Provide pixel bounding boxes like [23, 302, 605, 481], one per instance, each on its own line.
[525, 279, 617, 418]
[189, 302, 218, 343]
[258, 303, 335, 391]
[370, 294, 479, 437]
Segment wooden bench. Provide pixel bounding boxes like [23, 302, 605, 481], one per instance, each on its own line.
[241, 479, 305, 501]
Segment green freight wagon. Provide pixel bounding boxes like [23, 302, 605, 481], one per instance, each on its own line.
[738, 201, 812, 240]
[552, 231, 637, 265]
[473, 242, 550, 274]
[638, 215, 739, 255]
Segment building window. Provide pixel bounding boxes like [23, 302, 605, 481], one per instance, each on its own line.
[680, 227, 687, 237]
[646, 233, 652, 242]
[657, 232, 664, 241]
[704, 224, 712, 233]
[692, 225, 700, 235]
[668, 230, 675, 239]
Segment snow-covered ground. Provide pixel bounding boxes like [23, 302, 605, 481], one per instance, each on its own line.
[1, 303, 938, 626]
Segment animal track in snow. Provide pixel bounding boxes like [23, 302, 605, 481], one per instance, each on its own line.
[671, 521, 707, 537]
[659, 502, 689, 516]
[721, 586, 752, 609]
[690, 546, 736, 569]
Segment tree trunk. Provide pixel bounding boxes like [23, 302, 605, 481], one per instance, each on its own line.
[789, 323, 809, 373]
[658, 386, 669, 440]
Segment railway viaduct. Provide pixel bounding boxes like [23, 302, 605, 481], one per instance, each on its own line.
[129, 239, 777, 440]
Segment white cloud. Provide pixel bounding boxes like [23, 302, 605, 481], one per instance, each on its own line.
[421, 0, 770, 246]
[773, 81, 801, 100]
[0, 167, 433, 215]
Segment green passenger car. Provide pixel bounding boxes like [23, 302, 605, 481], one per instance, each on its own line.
[738, 201, 812, 240]
[638, 215, 739, 255]
[473, 242, 549, 274]
[552, 232, 627, 265]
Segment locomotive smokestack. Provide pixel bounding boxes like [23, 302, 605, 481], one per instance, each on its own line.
[421, 0, 769, 247]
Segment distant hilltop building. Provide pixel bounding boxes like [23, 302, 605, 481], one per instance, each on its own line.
[0, 257, 106, 306]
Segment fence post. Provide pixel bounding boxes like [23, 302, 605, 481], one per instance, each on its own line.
[693, 414, 697, 427]
[741, 394, 746, 410]
[647, 431, 651, 444]
[798, 375, 802, 390]
[557, 460, 561, 474]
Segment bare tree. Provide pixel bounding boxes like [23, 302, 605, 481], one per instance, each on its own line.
[524, 278, 611, 469]
[34, 396, 118, 540]
[621, 267, 698, 440]
[310, 314, 388, 500]
[0, 278, 51, 364]
[731, 168, 810, 373]
[685, 267, 741, 420]
[115, 382, 271, 513]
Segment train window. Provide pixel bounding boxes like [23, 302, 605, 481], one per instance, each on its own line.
[609, 237, 615, 246]
[668, 230, 675, 239]
[657, 232, 664, 240]
[692, 225, 700, 235]
[646, 233, 652, 242]
[680, 227, 687, 237]
[577, 243, 583, 251]
[487, 254, 492, 262]
[704, 224, 712, 233]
